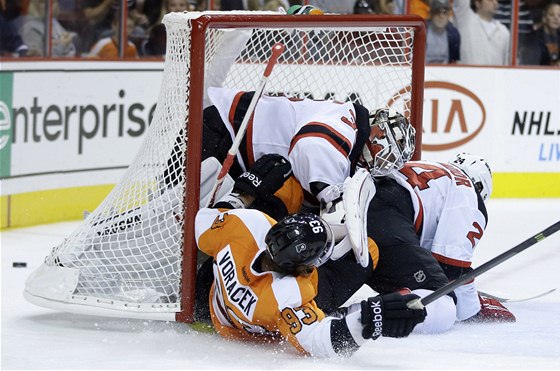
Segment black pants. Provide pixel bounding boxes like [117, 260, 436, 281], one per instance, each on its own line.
[315, 252, 373, 314]
[365, 177, 455, 301]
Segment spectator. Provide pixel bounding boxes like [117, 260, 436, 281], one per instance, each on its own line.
[495, 0, 535, 62]
[155, 0, 192, 24]
[165, 0, 193, 11]
[453, 0, 511, 65]
[356, 0, 396, 14]
[142, 0, 193, 56]
[136, 0, 164, 28]
[370, 0, 396, 14]
[426, 0, 461, 63]
[18, 0, 77, 57]
[522, 1, 560, 65]
[194, 0, 209, 10]
[56, 0, 91, 55]
[262, 0, 289, 11]
[0, 14, 28, 57]
[83, 0, 115, 43]
[409, 0, 431, 19]
[143, 22, 166, 55]
[83, 0, 147, 49]
[355, 0, 374, 13]
[1, 0, 25, 21]
[89, 13, 139, 58]
[495, 0, 535, 35]
[220, 0, 244, 9]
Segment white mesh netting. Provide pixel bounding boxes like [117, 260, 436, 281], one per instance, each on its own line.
[25, 11, 421, 319]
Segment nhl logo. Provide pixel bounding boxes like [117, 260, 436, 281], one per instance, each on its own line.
[295, 243, 306, 253]
[414, 270, 426, 283]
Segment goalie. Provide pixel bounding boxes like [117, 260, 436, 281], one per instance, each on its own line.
[194, 154, 426, 358]
[198, 87, 415, 220]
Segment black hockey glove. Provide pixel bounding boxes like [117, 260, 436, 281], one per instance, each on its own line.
[233, 154, 293, 198]
[360, 292, 426, 339]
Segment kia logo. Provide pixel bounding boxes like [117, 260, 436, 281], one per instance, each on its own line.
[388, 82, 486, 151]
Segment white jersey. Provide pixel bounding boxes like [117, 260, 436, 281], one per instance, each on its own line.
[208, 87, 359, 196]
[391, 160, 488, 320]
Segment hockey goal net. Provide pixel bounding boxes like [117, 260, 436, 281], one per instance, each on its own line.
[24, 11, 426, 323]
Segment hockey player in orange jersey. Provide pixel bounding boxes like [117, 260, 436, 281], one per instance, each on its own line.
[194, 154, 426, 357]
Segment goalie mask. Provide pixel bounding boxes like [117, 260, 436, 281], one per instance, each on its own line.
[449, 152, 493, 202]
[265, 213, 335, 273]
[359, 108, 416, 177]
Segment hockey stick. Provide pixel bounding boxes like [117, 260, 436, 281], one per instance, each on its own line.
[205, 42, 286, 207]
[478, 288, 556, 303]
[407, 220, 560, 310]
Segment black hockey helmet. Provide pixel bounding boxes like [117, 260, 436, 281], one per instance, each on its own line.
[265, 213, 335, 273]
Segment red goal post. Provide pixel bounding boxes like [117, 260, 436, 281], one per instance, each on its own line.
[23, 11, 425, 324]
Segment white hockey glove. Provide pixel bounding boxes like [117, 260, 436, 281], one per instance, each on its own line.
[320, 169, 376, 267]
[344, 168, 376, 267]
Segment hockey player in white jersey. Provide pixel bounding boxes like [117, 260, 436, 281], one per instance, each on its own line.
[160, 23, 415, 221]
[361, 153, 515, 333]
[200, 87, 416, 219]
[194, 153, 426, 357]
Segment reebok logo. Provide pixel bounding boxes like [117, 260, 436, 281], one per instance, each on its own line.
[239, 172, 262, 188]
[370, 300, 383, 339]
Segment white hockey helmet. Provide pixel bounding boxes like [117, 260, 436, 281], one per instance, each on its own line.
[358, 108, 416, 177]
[449, 152, 493, 202]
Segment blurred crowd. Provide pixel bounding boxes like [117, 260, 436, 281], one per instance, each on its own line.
[0, 0, 558, 65]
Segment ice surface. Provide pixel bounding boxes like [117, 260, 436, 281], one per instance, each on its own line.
[2, 199, 560, 370]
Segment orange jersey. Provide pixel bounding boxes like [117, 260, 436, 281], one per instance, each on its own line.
[89, 37, 138, 59]
[195, 207, 351, 357]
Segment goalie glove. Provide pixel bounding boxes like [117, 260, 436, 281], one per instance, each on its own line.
[233, 154, 293, 199]
[465, 294, 516, 323]
[360, 292, 427, 339]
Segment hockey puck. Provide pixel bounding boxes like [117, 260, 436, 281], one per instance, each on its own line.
[12, 262, 27, 268]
